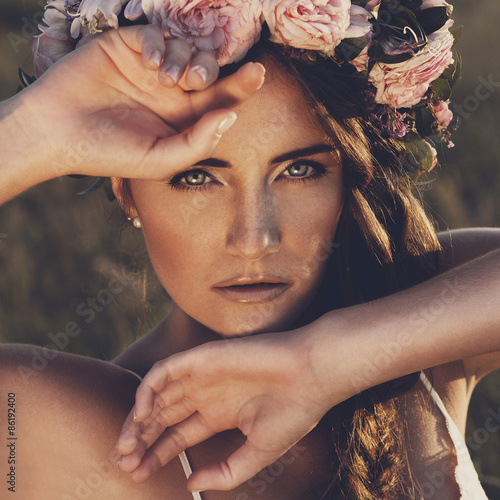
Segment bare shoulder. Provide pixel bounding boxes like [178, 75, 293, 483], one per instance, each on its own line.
[0, 344, 190, 499]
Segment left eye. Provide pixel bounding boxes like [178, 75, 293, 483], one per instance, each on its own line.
[283, 163, 314, 178]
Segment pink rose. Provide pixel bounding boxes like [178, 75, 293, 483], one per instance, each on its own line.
[33, 0, 77, 78]
[139, 1, 263, 66]
[433, 99, 453, 128]
[368, 21, 454, 108]
[349, 43, 369, 72]
[262, 0, 351, 56]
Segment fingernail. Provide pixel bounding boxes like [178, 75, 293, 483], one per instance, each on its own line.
[217, 113, 237, 135]
[164, 65, 182, 85]
[133, 409, 137, 422]
[150, 50, 162, 69]
[191, 65, 209, 85]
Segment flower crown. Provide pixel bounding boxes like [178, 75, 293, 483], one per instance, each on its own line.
[32, 0, 462, 186]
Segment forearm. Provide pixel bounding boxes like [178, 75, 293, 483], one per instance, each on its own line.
[0, 91, 55, 205]
[309, 248, 500, 402]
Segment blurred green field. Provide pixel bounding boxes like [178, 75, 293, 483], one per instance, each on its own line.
[0, 0, 499, 496]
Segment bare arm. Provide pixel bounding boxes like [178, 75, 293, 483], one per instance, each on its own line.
[312, 242, 500, 400]
[117, 229, 500, 492]
[0, 25, 265, 206]
[0, 93, 52, 203]
[437, 228, 500, 382]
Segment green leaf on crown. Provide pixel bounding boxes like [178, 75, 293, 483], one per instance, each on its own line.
[451, 25, 464, 50]
[337, 36, 371, 62]
[431, 78, 452, 101]
[402, 131, 435, 175]
[440, 62, 456, 81]
[414, 104, 436, 138]
[449, 52, 462, 89]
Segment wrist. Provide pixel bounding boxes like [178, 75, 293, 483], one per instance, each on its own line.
[0, 89, 62, 204]
[302, 303, 405, 406]
[299, 310, 369, 408]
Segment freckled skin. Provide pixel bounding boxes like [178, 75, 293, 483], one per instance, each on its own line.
[129, 64, 344, 337]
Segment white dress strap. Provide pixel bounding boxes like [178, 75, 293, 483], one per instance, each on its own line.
[179, 451, 203, 500]
[419, 371, 489, 499]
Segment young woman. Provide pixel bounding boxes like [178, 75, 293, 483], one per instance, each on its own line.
[1, 1, 499, 499]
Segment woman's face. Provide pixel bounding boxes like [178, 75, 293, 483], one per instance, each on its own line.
[128, 64, 344, 336]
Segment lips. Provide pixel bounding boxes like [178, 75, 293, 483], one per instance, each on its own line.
[213, 276, 291, 303]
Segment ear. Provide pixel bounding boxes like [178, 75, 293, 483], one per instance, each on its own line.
[111, 178, 138, 219]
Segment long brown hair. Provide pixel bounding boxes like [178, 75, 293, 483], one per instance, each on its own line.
[120, 34, 441, 498]
[226, 39, 441, 499]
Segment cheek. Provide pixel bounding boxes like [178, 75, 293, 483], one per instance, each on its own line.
[144, 223, 213, 291]
[132, 189, 219, 292]
[279, 186, 343, 272]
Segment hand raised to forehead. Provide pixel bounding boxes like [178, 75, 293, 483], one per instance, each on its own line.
[22, 25, 266, 183]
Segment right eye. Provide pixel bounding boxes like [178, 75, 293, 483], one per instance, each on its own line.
[168, 169, 215, 192]
[182, 171, 211, 186]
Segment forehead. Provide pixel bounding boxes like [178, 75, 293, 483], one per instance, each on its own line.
[214, 62, 330, 159]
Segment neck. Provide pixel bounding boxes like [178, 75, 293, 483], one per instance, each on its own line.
[163, 304, 223, 353]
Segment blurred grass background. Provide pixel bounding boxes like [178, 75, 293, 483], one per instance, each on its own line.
[0, 0, 499, 495]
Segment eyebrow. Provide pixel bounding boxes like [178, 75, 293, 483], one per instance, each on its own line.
[192, 144, 337, 168]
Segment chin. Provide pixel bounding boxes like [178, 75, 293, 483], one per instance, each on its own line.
[207, 312, 300, 338]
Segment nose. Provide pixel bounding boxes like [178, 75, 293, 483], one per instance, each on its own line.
[226, 190, 281, 261]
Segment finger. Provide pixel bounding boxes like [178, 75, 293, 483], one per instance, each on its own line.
[134, 108, 237, 184]
[180, 50, 219, 91]
[134, 368, 188, 423]
[188, 441, 282, 492]
[118, 433, 150, 473]
[153, 379, 187, 412]
[135, 24, 166, 70]
[116, 406, 143, 455]
[140, 401, 195, 448]
[129, 413, 217, 483]
[189, 62, 265, 122]
[158, 39, 193, 88]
